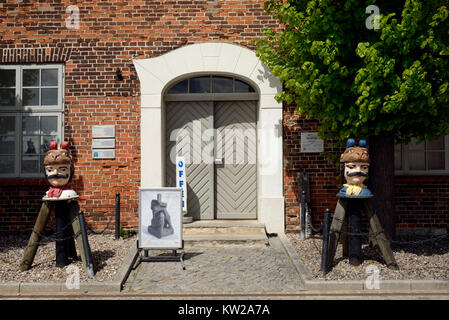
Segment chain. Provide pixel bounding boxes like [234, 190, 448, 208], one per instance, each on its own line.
[26, 216, 80, 249]
[28, 230, 82, 247]
[390, 233, 449, 245]
[311, 236, 322, 255]
[326, 212, 449, 245]
[24, 211, 116, 249]
[25, 214, 85, 247]
[86, 213, 114, 235]
[303, 210, 449, 246]
[330, 229, 385, 238]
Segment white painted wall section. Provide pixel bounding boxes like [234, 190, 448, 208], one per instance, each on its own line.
[133, 42, 285, 233]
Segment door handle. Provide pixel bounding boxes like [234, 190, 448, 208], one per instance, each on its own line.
[214, 158, 224, 165]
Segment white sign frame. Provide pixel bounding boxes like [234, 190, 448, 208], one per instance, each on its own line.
[138, 187, 183, 250]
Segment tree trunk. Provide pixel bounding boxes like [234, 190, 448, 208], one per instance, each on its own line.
[368, 135, 396, 240]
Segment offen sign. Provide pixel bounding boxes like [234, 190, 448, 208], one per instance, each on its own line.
[176, 157, 187, 212]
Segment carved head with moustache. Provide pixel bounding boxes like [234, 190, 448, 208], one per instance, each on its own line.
[42, 141, 78, 201]
[337, 139, 373, 198]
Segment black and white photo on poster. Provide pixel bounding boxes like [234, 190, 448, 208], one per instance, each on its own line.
[138, 188, 183, 249]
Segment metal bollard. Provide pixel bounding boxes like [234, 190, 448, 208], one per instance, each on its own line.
[321, 208, 332, 276]
[300, 190, 306, 240]
[115, 192, 120, 240]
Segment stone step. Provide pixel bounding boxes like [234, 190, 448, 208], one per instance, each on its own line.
[182, 220, 268, 242]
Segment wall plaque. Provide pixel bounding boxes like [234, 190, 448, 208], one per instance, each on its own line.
[301, 132, 324, 153]
[92, 138, 115, 149]
[92, 125, 115, 138]
[92, 149, 115, 159]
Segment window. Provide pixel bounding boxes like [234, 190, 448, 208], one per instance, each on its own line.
[395, 135, 449, 174]
[0, 65, 64, 177]
[167, 75, 255, 95]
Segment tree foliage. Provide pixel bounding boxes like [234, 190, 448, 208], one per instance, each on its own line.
[255, 0, 449, 143]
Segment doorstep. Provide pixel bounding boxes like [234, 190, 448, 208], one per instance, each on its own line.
[277, 233, 449, 294]
[182, 220, 268, 243]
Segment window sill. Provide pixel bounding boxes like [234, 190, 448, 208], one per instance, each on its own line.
[394, 175, 449, 183]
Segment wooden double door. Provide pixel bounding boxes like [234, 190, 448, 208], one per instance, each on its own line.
[165, 100, 257, 220]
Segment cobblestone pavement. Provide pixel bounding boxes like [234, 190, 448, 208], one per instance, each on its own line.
[123, 237, 304, 294]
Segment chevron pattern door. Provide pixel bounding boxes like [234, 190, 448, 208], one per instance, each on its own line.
[214, 101, 257, 219]
[166, 100, 257, 220]
[165, 101, 214, 220]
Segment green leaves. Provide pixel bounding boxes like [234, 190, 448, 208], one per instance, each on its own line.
[256, 0, 449, 144]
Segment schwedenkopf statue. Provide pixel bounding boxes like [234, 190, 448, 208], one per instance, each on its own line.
[42, 140, 79, 201]
[337, 138, 373, 198]
[20, 141, 94, 277]
[324, 138, 397, 273]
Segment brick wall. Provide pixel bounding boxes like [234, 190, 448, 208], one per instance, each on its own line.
[1, 1, 447, 233]
[283, 103, 342, 232]
[283, 103, 449, 233]
[0, 0, 278, 232]
[395, 176, 449, 230]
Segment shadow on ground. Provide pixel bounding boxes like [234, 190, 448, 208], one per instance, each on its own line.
[92, 249, 116, 273]
[332, 234, 449, 267]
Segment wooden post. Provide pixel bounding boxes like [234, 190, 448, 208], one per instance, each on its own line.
[68, 201, 95, 277]
[20, 201, 52, 271]
[327, 199, 347, 269]
[363, 199, 399, 270]
[342, 218, 349, 258]
[68, 201, 89, 274]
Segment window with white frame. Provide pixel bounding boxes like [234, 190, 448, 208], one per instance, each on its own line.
[0, 65, 64, 177]
[395, 135, 449, 174]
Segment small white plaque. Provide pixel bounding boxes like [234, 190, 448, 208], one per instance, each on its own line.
[92, 138, 115, 149]
[93, 149, 115, 159]
[92, 125, 115, 138]
[301, 132, 324, 153]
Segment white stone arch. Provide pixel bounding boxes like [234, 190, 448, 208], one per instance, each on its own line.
[133, 42, 284, 233]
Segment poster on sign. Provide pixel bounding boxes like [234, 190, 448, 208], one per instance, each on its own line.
[138, 188, 183, 249]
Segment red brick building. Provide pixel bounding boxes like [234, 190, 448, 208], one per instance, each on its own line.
[0, 1, 447, 235]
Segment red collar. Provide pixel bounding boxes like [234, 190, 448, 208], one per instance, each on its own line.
[47, 185, 71, 198]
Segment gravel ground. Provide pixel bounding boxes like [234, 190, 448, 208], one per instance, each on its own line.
[287, 232, 449, 281]
[0, 232, 136, 283]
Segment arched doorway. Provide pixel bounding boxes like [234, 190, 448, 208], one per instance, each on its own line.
[133, 42, 285, 233]
[164, 75, 258, 220]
